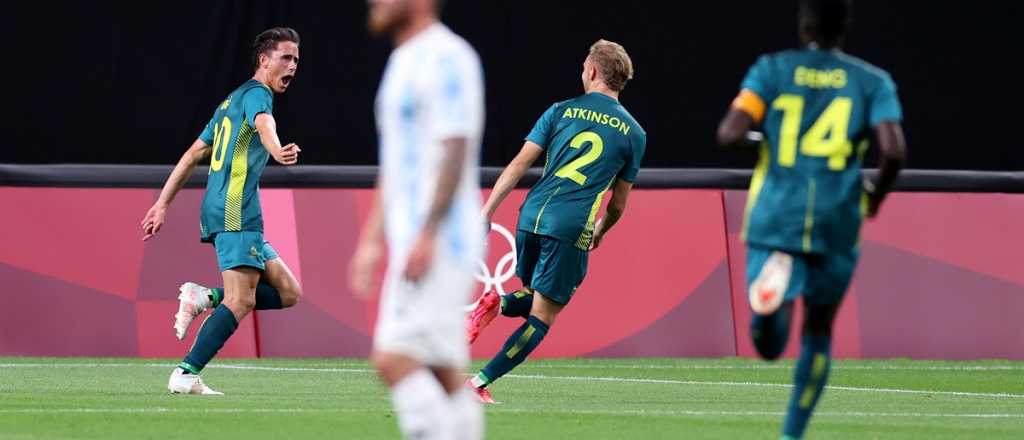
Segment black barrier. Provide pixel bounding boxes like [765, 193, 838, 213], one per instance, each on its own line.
[1, 164, 1022, 193]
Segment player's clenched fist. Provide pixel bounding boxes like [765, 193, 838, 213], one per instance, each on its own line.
[274, 143, 301, 165]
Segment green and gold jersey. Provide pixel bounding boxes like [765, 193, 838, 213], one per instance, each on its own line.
[197, 79, 274, 242]
[517, 92, 647, 250]
[738, 48, 902, 254]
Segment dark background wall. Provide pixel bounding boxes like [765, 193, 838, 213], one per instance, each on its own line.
[6, 1, 1021, 170]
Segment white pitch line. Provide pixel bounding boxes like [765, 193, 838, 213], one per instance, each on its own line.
[0, 408, 358, 414]
[1, 363, 1021, 399]
[211, 364, 376, 374]
[0, 407, 1020, 419]
[503, 372, 1024, 401]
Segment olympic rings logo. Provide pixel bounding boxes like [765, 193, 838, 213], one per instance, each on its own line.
[475, 222, 517, 295]
[466, 222, 517, 311]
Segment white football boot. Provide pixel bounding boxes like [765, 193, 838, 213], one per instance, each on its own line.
[168, 368, 224, 395]
[174, 282, 213, 341]
[748, 251, 793, 316]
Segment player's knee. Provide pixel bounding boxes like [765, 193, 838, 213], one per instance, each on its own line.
[530, 311, 557, 327]
[280, 283, 302, 308]
[239, 295, 257, 311]
[529, 293, 564, 327]
[370, 353, 389, 373]
[225, 293, 257, 312]
[370, 352, 418, 387]
[529, 300, 559, 326]
[371, 359, 397, 386]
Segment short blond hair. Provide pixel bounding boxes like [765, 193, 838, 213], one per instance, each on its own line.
[588, 39, 634, 92]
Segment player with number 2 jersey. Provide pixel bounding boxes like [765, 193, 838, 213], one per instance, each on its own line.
[464, 39, 646, 404]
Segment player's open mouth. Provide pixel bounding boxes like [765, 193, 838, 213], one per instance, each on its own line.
[281, 75, 293, 87]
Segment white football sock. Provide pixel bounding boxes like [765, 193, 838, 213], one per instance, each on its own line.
[391, 368, 453, 440]
[469, 373, 487, 389]
[450, 387, 484, 440]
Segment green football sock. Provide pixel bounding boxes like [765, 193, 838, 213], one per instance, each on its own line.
[477, 315, 549, 387]
[208, 288, 223, 308]
[181, 304, 238, 373]
[254, 282, 283, 310]
[782, 334, 832, 438]
[208, 283, 282, 310]
[500, 289, 533, 318]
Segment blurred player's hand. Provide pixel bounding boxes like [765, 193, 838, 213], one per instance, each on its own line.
[863, 178, 884, 219]
[403, 230, 436, 283]
[866, 196, 883, 218]
[350, 240, 383, 300]
[481, 211, 492, 233]
[273, 143, 301, 165]
[589, 218, 605, 251]
[141, 204, 167, 241]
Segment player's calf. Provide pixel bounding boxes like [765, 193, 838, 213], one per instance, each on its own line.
[450, 386, 484, 439]
[390, 368, 456, 440]
[471, 315, 550, 394]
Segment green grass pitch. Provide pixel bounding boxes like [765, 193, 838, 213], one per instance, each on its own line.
[0, 357, 1021, 439]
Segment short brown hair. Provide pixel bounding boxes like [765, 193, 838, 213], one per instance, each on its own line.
[588, 39, 634, 92]
[253, 27, 300, 70]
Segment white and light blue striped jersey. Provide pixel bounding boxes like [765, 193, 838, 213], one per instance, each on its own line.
[375, 23, 485, 269]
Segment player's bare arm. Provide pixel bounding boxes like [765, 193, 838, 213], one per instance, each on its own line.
[717, 89, 765, 148]
[482, 141, 544, 226]
[590, 178, 633, 250]
[141, 138, 212, 241]
[254, 113, 301, 165]
[350, 187, 385, 299]
[865, 121, 907, 217]
[404, 137, 468, 282]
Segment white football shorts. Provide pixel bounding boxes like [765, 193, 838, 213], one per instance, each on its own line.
[373, 252, 475, 368]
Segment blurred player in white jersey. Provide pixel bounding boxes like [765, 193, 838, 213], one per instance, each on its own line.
[350, 0, 485, 438]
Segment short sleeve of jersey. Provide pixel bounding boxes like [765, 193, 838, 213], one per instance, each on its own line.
[618, 131, 647, 183]
[429, 51, 484, 140]
[198, 116, 215, 145]
[524, 103, 560, 149]
[242, 87, 273, 127]
[739, 54, 777, 102]
[868, 74, 903, 126]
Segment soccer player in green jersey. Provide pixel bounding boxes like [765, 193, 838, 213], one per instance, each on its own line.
[140, 28, 304, 395]
[717, 1, 906, 437]
[465, 40, 647, 404]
